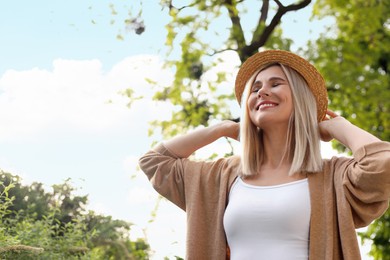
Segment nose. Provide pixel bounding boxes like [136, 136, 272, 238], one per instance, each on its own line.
[257, 86, 271, 97]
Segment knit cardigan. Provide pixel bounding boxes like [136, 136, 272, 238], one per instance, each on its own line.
[138, 141, 390, 260]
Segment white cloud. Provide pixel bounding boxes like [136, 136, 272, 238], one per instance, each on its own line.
[0, 55, 173, 142]
[107, 55, 173, 97]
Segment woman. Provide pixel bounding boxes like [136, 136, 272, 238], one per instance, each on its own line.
[139, 50, 390, 259]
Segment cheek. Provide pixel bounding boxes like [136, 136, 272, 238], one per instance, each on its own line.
[283, 95, 292, 105]
[285, 95, 294, 114]
[246, 96, 255, 109]
[280, 88, 293, 106]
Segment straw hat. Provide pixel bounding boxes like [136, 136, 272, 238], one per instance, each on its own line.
[235, 49, 328, 122]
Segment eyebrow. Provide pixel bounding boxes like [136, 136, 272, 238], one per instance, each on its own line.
[252, 76, 287, 87]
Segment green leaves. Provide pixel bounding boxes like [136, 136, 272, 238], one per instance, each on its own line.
[359, 210, 390, 260]
[310, 1, 390, 258]
[310, 0, 390, 146]
[0, 170, 150, 259]
[148, 1, 307, 150]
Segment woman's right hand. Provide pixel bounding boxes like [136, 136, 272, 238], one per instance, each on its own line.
[318, 109, 380, 153]
[219, 120, 240, 141]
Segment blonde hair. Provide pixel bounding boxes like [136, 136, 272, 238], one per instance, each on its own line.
[240, 63, 322, 176]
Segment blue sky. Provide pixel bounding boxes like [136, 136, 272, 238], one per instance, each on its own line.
[0, 0, 168, 74]
[0, 1, 372, 259]
[0, 1, 184, 258]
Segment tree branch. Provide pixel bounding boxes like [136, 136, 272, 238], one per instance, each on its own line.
[223, 0, 247, 51]
[0, 245, 44, 254]
[241, 0, 311, 61]
[208, 47, 239, 56]
[250, 0, 269, 45]
[260, 0, 269, 24]
[166, 0, 197, 12]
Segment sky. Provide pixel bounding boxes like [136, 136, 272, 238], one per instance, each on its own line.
[0, 1, 372, 259]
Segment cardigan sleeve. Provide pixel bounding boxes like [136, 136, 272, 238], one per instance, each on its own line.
[333, 141, 390, 228]
[139, 143, 240, 259]
[138, 143, 186, 210]
[138, 142, 236, 212]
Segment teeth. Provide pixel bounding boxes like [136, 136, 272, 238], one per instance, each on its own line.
[259, 103, 276, 109]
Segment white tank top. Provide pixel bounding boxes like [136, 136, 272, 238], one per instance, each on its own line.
[224, 177, 311, 260]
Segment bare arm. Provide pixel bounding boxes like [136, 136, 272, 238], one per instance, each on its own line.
[319, 109, 381, 154]
[164, 120, 240, 158]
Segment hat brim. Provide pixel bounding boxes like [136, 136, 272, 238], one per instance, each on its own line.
[235, 50, 328, 122]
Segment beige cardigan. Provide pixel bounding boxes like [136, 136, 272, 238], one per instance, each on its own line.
[139, 141, 390, 260]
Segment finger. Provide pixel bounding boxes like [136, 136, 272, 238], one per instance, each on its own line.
[326, 109, 339, 118]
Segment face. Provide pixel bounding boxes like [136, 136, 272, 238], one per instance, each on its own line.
[247, 65, 293, 128]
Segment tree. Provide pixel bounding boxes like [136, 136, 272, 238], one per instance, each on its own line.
[0, 173, 51, 220]
[308, 0, 389, 146]
[307, 1, 389, 258]
[119, 0, 388, 258]
[0, 173, 88, 227]
[146, 0, 311, 143]
[0, 170, 151, 259]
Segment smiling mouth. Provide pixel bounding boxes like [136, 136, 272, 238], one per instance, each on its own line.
[257, 103, 277, 110]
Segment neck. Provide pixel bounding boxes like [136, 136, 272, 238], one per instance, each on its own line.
[261, 125, 292, 168]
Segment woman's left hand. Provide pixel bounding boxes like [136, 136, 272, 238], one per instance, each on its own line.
[318, 109, 343, 142]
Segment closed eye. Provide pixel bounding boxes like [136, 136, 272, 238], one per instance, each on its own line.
[251, 82, 262, 92]
[269, 77, 287, 87]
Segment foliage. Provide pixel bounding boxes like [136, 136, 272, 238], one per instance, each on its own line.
[118, 0, 389, 258]
[149, 0, 309, 141]
[308, 0, 390, 148]
[359, 210, 390, 260]
[307, 0, 390, 258]
[0, 170, 150, 259]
